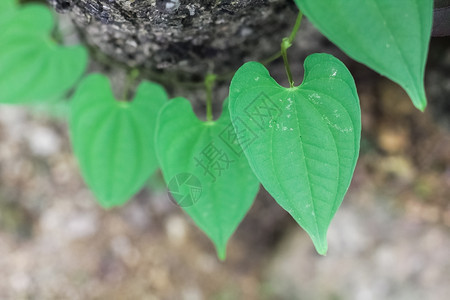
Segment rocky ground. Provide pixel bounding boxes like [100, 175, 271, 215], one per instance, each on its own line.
[0, 9, 449, 300]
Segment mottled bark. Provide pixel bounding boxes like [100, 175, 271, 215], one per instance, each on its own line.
[47, 0, 296, 78]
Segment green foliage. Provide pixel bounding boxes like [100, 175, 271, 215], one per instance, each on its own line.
[229, 54, 361, 254]
[0, 0, 436, 258]
[0, 2, 87, 104]
[155, 98, 260, 259]
[0, 0, 15, 15]
[294, 0, 433, 111]
[70, 74, 168, 208]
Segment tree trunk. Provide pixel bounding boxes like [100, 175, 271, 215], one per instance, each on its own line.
[47, 0, 297, 79]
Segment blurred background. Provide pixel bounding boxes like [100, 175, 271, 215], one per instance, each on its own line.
[0, 2, 449, 300]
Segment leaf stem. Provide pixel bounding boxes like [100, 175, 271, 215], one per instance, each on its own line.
[205, 73, 217, 122]
[123, 68, 140, 101]
[281, 10, 303, 88]
[281, 38, 294, 88]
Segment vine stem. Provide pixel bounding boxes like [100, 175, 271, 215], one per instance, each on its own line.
[262, 10, 303, 66]
[288, 10, 303, 44]
[192, 11, 303, 86]
[261, 50, 282, 66]
[205, 73, 217, 121]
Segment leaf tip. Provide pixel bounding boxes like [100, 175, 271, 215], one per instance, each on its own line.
[415, 99, 427, 112]
[213, 239, 228, 261]
[215, 244, 227, 261]
[96, 194, 130, 209]
[316, 246, 328, 256]
[410, 87, 427, 112]
[97, 200, 117, 210]
[311, 236, 328, 256]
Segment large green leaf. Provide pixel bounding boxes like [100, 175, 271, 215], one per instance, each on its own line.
[0, 4, 87, 104]
[70, 74, 168, 207]
[0, 0, 15, 16]
[155, 98, 260, 259]
[229, 53, 361, 255]
[294, 0, 433, 111]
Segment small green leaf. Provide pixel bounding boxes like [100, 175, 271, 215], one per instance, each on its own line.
[155, 98, 260, 260]
[229, 54, 361, 255]
[70, 74, 168, 207]
[0, 4, 87, 104]
[294, 0, 432, 111]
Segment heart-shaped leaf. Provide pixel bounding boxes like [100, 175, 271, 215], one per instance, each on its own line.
[0, 4, 87, 104]
[155, 98, 260, 260]
[294, 0, 432, 111]
[229, 53, 361, 255]
[70, 74, 168, 207]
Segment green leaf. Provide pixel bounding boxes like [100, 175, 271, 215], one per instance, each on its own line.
[229, 54, 361, 255]
[0, 0, 16, 16]
[70, 74, 168, 208]
[155, 98, 260, 260]
[294, 0, 432, 111]
[0, 1, 17, 36]
[0, 4, 87, 104]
